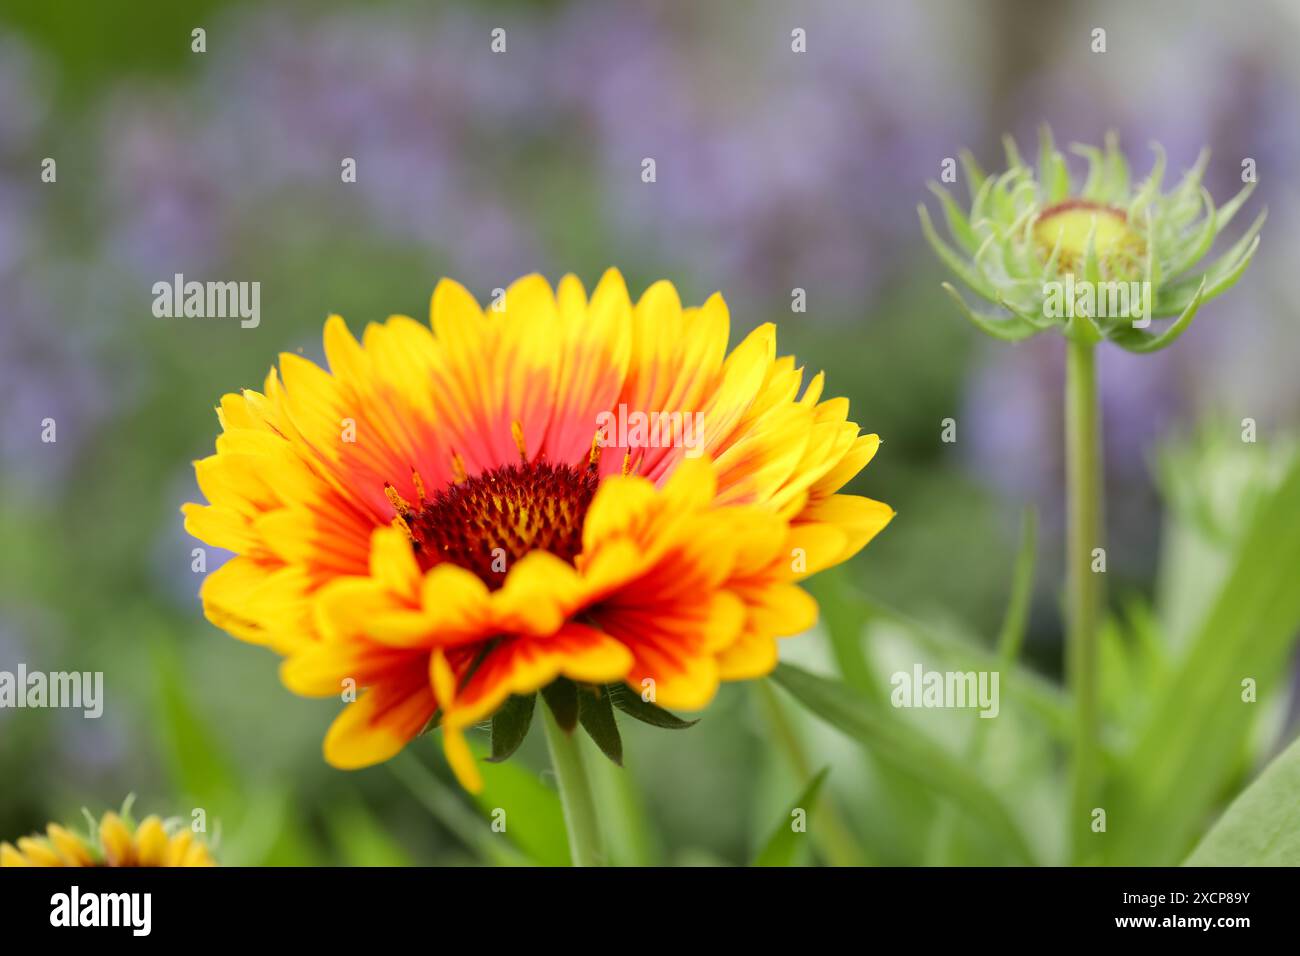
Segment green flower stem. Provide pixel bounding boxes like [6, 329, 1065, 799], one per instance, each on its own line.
[541, 703, 604, 867]
[1065, 334, 1103, 864]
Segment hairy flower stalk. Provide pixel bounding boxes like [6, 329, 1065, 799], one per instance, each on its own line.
[1063, 332, 1101, 863]
[541, 702, 603, 866]
[921, 128, 1263, 863]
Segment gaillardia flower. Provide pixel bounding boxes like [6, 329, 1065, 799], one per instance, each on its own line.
[1, 805, 216, 867]
[920, 128, 1264, 350]
[183, 269, 891, 790]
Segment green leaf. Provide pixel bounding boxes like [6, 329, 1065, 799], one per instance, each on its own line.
[988, 167, 1029, 222]
[324, 798, 413, 867]
[1110, 277, 1205, 354]
[928, 509, 1037, 864]
[1162, 187, 1217, 279]
[488, 693, 536, 763]
[1184, 734, 1300, 866]
[1037, 125, 1070, 205]
[754, 681, 874, 866]
[223, 788, 326, 867]
[1002, 133, 1027, 173]
[606, 682, 699, 729]
[852, 595, 1072, 743]
[970, 174, 994, 225]
[1143, 207, 1162, 302]
[1101, 130, 1130, 203]
[927, 182, 979, 253]
[581, 734, 659, 866]
[1167, 147, 1209, 210]
[541, 677, 579, 732]
[1072, 143, 1106, 201]
[1127, 142, 1167, 222]
[752, 768, 829, 867]
[1157, 209, 1266, 313]
[771, 663, 1036, 864]
[958, 149, 987, 204]
[149, 638, 237, 805]
[1099, 600, 1170, 728]
[471, 740, 573, 866]
[1106, 448, 1300, 864]
[577, 686, 623, 766]
[995, 507, 1037, 664]
[389, 753, 531, 866]
[807, 566, 877, 695]
[919, 204, 998, 301]
[940, 282, 1039, 342]
[1213, 181, 1256, 235]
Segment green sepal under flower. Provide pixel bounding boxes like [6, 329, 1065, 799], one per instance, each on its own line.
[487, 679, 698, 769]
[920, 126, 1264, 351]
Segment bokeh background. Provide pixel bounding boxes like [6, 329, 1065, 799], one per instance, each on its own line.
[2, 0, 1298, 865]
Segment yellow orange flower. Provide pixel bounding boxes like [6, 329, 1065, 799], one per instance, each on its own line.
[1, 809, 216, 867]
[183, 269, 892, 790]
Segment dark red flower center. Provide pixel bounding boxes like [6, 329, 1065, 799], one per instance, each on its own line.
[403, 460, 600, 588]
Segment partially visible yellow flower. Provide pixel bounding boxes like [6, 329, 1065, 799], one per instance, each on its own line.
[1, 809, 216, 867]
[184, 269, 893, 790]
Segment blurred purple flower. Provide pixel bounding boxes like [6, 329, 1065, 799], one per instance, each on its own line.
[548, 0, 979, 310]
[99, 5, 551, 290]
[96, 0, 984, 310]
[0, 281, 111, 495]
[98, 94, 229, 279]
[963, 336, 1184, 573]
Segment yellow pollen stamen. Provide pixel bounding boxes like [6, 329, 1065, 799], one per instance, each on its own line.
[511, 421, 528, 462]
[384, 483, 412, 517]
[588, 432, 603, 470]
[410, 468, 427, 505]
[404, 460, 600, 588]
[451, 452, 468, 484]
[391, 514, 413, 540]
[622, 452, 633, 476]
